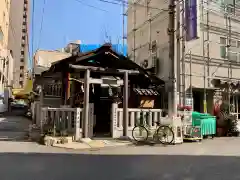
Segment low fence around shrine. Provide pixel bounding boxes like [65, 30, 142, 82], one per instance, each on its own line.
[111, 103, 168, 138]
[41, 107, 83, 140]
[40, 104, 94, 140]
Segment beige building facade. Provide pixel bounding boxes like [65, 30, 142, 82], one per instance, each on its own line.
[8, 0, 30, 88]
[0, 0, 14, 93]
[34, 50, 71, 69]
[0, 0, 10, 49]
[127, 0, 240, 113]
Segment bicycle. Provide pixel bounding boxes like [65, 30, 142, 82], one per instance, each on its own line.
[132, 110, 174, 144]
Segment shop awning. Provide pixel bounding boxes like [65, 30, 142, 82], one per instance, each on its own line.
[133, 88, 159, 96]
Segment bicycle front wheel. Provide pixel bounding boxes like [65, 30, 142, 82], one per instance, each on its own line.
[132, 126, 148, 142]
[156, 125, 174, 144]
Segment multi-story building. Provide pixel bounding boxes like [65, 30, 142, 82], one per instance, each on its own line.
[0, 0, 10, 49]
[0, 0, 14, 93]
[127, 0, 240, 113]
[8, 0, 29, 88]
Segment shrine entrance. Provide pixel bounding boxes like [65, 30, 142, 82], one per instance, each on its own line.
[94, 98, 112, 137]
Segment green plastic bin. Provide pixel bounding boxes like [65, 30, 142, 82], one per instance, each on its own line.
[192, 112, 216, 136]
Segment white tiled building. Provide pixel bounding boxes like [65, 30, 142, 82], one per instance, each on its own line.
[127, 0, 240, 113]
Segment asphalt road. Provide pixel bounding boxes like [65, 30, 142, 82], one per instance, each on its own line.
[1, 116, 240, 180]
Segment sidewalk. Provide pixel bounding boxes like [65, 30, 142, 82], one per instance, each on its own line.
[51, 138, 133, 150]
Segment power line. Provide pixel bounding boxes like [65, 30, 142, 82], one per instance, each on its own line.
[32, 0, 35, 78]
[73, 0, 110, 12]
[98, 0, 168, 10]
[37, 0, 46, 50]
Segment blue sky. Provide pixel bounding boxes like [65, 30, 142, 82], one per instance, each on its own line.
[29, 0, 126, 65]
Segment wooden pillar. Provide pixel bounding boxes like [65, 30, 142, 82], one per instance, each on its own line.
[83, 69, 90, 138]
[123, 71, 128, 137]
[70, 80, 75, 107]
[61, 70, 70, 105]
[64, 73, 70, 105]
[61, 71, 66, 105]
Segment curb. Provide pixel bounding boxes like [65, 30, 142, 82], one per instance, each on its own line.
[52, 142, 133, 152]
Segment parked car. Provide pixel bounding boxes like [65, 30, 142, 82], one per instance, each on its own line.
[10, 100, 28, 115]
[0, 98, 7, 114]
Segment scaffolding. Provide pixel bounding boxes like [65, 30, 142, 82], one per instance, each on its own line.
[125, 0, 240, 115]
[177, 0, 240, 114]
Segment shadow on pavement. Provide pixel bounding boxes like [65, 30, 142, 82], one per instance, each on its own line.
[131, 140, 165, 147]
[0, 153, 239, 180]
[0, 115, 30, 142]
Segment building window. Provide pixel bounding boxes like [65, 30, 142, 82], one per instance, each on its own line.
[230, 39, 237, 47]
[3, 59, 5, 69]
[10, 50, 13, 56]
[151, 40, 157, 53]
[20, 66, 24, 70]
[3, 12, 5, 22]
[220, 37, 240, 62]
[20, 73, 23, 77]
[21, 51, 24, 55]
[22, 29, 26, 33]
[237, 41, 240, 48]
[228, 52, 238, 62]
[24, 5, 27, 11]
[20, 58, 24, 62]
[19, 81, 23, 88]
[220, 37, 226, 44]
[0, 27, 3, 42]
[227, 5, 234, 13]
[220, 46, 226, 58]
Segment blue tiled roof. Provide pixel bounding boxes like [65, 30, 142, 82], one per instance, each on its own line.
[80, 44, 127, 56]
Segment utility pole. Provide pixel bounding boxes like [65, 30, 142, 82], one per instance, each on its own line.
[226, 4, 232, 112]
[206, 0, 210, 88]
[168, 0, 177, 116]
[181, 0, 186, 106]
[147, 1, 152, 63]
[201, 0, 207, 113]
[176, 0, 181, 106]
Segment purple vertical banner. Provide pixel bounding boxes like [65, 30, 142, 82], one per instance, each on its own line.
[185, 0, 198, 41]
